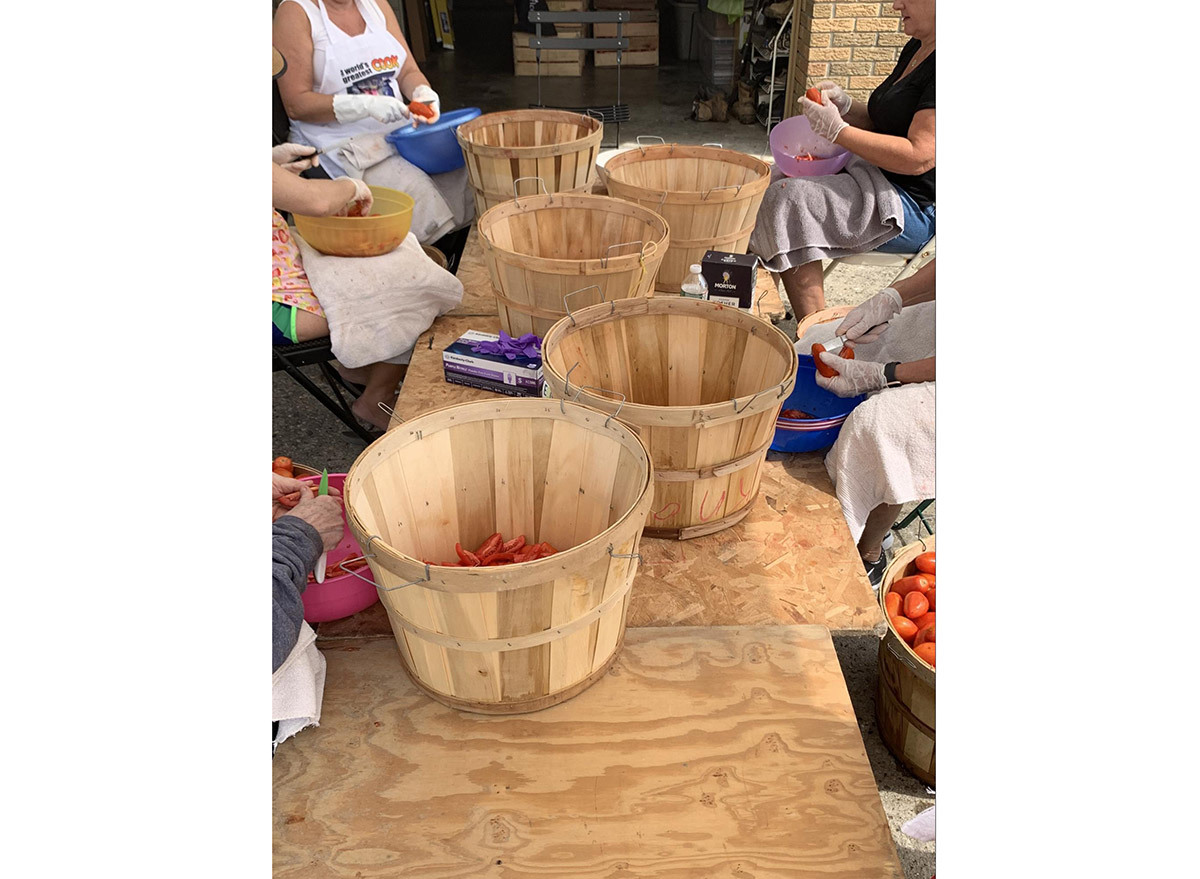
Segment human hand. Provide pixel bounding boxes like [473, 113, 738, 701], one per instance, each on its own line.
[836, 288, 903, 344]
[333, 177, 374, 217]
[408, 84, 441, 126]
[283, 491, 345, 553]
[800, 94, 848, 143]
[271, 142, 319, 173]
[814, 353, 887, 397]
[813, 80, 852, 116]
[273, 473, 341, 521]
[332, 93, 411, 125]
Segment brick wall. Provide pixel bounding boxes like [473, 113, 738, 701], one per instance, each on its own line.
[784, 1, 905, 120]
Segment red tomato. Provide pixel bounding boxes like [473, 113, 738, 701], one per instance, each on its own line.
[910, 611, 935, 631]
[812, 343, 839, 377]
[914, 551, 935, 575]
[913, 642, 936, 667]
[891, 615, 919, 644]
[926, 588, 935, 611]
[914, 622, 935, 647]
[891, 575, 931, 597]
[903, 592, 929, 619]
[884, 592, 902, 618]
[805, 86, 823, 105]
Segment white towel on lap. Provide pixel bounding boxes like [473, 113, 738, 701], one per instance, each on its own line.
[823, 303, 936, 543]
[294, 231, 464, 369]
[272, 621, 326, 748]
[750, 157, 905, 273]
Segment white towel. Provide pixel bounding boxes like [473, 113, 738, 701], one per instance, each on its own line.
[822, 302, 936, 543]
[272, 621, 326, 749]
[902, 805, 936, 842]
[294, 231, 464, 369]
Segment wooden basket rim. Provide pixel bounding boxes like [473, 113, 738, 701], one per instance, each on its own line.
[540, 297, 799, 425]
[879, 534, 936, 675]
[477, 193, 670, 271]
[343, 398, 655, 592]
[455, 109, 603, 157]
[602, 144, 772, 203]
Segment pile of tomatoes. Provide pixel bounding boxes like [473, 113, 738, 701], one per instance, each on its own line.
[885, 550, 936, 668]
[428, 533, 558, 567]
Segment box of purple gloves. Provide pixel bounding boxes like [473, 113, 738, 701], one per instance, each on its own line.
[442, 330, 545, 398]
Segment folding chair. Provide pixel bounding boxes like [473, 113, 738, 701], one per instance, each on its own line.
[272, 337, 378, 443]
[823, 235, 936, 287]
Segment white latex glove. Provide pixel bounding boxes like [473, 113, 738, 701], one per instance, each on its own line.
[815, 353, 887, 397]
[408, 84, 441, 126]
[836, 288, 903, 344]
[332, 93, 411, 125]
[333, 177, 374, 217]
[800, 94, 848, 143]
[814, 80, 853, 116]
[271, 142, 319, 173]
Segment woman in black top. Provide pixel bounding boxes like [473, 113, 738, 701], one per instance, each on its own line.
[769, 0, 935, 320]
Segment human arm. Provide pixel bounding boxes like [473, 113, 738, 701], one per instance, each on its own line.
[801, 96, 935, 178]
[272, 516, 323, 672]
[374, 0, 440, 123]
[272, 163, 372, 216]
[273, 3, 410, 125]
[815, 353, 935, 396]
[836, 258, 935, 343]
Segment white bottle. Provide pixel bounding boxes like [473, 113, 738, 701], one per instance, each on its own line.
[681, 264, 708, 300]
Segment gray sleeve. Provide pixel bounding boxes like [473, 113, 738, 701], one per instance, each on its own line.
[273, 516, 324, 673]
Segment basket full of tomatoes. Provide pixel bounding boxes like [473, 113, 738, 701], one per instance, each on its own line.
[876, 536, 936, 785]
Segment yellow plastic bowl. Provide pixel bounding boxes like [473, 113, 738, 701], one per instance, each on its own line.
[293, 185, 415, 257]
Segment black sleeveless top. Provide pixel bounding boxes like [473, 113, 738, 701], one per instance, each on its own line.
[867, 39, 935, 207]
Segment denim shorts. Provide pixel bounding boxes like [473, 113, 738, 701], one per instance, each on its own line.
[877, 185, 935, 254]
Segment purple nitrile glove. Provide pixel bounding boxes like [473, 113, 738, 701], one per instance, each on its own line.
[470, 331, 542, 361]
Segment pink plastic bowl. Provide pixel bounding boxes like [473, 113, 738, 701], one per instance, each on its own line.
[295, 473, 379, 623]
[770, 114, 851, 178]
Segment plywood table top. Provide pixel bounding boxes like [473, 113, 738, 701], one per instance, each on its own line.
[273, 625, 903, 879]
[375, 314, 882, 634]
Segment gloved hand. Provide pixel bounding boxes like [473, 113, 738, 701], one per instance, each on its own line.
[800, 93, 848, 143]
[332, 93, 411, 125]
[408, 84, 441, 126]
[334, 177, 374, 217]
[271, 142, 319, 173]
[814, 80, 853, 116]
[815, 353, 887, 397]
[836, 287, 903, 344]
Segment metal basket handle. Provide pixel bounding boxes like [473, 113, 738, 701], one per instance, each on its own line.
[563, 285, 612, 326]
[702, 183, 744, 200]
[601, 240, 644, 268]
[572, 384, 626, 427]
[702, 142, 724, 148]
[513, 176, 551, 207]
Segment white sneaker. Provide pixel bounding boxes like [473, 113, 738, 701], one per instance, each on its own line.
[882, 531, 895, 552]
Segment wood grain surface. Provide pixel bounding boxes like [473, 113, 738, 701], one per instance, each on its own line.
[385, 315, 881, 631]
[273, 626, 903, 878]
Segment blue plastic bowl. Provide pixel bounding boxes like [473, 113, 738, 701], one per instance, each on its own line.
[770, 355, 866, 453]
[384, 107, 482, 175]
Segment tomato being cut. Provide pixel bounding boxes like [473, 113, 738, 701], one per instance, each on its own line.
[805, 87, 824, 105]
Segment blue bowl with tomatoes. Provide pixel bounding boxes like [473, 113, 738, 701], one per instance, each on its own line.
[770, 355, 866, 453]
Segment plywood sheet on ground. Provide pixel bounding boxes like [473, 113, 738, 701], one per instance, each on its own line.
[381, 314, 881, 632]
[274, 626, 903, 879]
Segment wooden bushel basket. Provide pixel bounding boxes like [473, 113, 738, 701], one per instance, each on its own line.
[344, 399, 654, 714]
[541, 297, 797, 539]
[877, 534, 936, 785]
[478, 191, 669, 339]
[600, 143, 771, 294]
[455, 109, 604, 219]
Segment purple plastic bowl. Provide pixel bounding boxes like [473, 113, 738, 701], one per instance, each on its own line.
[770, 114, 851, 178]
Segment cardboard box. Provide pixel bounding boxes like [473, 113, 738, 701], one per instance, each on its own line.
[701, 251, 758, 310]
[442, 330, 545, 397]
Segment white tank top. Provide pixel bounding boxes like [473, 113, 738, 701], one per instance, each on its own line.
[281, 0, 409, 176]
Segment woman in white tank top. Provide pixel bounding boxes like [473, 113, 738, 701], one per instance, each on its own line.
[273, 0, 442, 178]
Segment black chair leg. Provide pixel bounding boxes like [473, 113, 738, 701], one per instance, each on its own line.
[433, 225, 471, 275]
[273, 349, 377, 443]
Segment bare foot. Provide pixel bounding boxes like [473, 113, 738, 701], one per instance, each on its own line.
[351, 395, 395, 431]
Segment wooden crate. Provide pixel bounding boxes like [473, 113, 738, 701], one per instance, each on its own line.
[513, 31, 585, 77]
[544, 0, 590, 39]
[595, 10, 658, 67]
